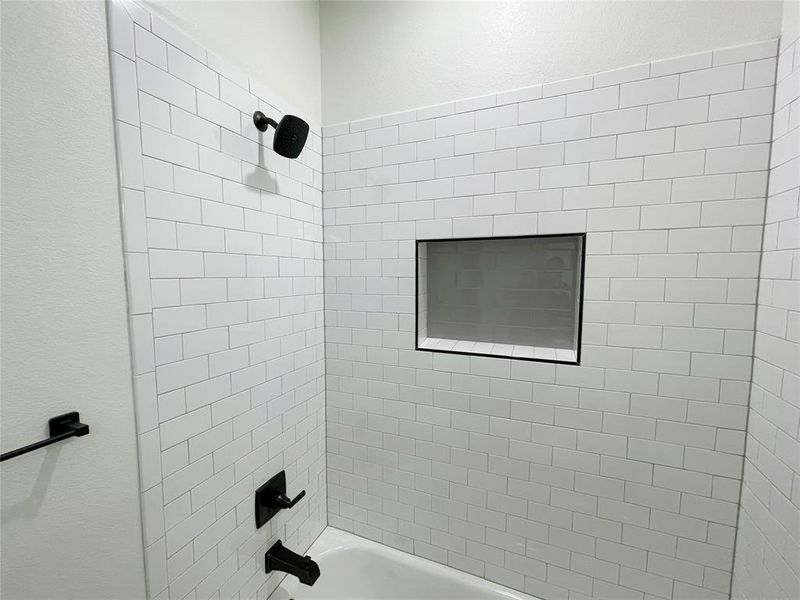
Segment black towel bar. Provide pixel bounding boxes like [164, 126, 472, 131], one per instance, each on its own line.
[0, 412, 89, 462]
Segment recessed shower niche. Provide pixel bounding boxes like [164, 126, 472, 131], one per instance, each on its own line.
[416, 234, 585, 364]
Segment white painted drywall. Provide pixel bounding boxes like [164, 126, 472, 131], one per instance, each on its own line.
[142, 0, 322, 126]
[0, 1, 147, 597]
[782, 0, 800, 41]
[320, 0, 783, 124]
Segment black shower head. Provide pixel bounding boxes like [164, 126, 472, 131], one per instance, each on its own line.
[253, 111, 309, 159]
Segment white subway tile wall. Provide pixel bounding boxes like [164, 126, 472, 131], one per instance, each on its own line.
[732, 32, 800, 600]
[322, 40, 780, 600]
[108, 2, 326, 599]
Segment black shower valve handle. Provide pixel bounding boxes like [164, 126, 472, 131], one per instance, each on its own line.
[274, 489, 306, 509]
[255, 470, 307, 528]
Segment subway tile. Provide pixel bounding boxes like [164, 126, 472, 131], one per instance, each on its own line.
[675, 120, 740, 151]
[565, 136, 616, 163]
[167, 45, 218, 97]
[197, 91, 240, 132]
[137, 60, 196, 113]
[678, 63, 744, 98]
[116, 121, 145, 190]
[591, 106, 647, 136]
[566, 86, 619, 116]
[709, 87, 774, 120]
[589, 157, 643, 184]
[541, 115, 591, 143]
[621, 75, 679, 107]
[651, 51, 712, 77]
[617, 128, 674, 158]
[543, 74, 593, 97]
[436, 112, 475, 137]
[142, 124, 199, 169]
[705, 143, 770, 174]
[644, 150, 705, 179]
[713, 39, 778, 66]
[640, 203, 701, 229]
[476, 104, 518, 130]
[647, 97, 709, 129]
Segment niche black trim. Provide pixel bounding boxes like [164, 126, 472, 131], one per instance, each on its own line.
[414, 233, 586, 366]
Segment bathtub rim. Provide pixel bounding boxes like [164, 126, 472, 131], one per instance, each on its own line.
[274, 526, 540, 600]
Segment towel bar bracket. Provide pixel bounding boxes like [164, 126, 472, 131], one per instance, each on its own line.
[0, 411, 90, 462]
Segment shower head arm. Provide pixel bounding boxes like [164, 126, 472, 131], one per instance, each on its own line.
[253, 111, 279, 132]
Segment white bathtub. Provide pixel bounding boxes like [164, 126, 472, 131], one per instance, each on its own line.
[269, 528, 538, 600]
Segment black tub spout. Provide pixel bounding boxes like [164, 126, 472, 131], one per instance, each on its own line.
[265, 540, 320, 586]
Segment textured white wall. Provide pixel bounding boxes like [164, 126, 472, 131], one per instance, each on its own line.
[142, 0, 322, 127]
[320, 0, 783, 125]
[0, 1, 147, 597]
